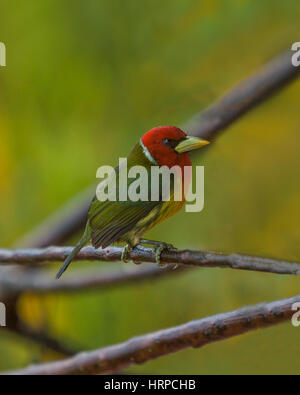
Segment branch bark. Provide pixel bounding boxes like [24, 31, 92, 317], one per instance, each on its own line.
[5, 294, 300, 375]
[1, 245, 300, 275]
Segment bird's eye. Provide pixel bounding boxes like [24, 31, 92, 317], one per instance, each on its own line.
[162, 138, 177, 148]
[162, 137, 186, 149]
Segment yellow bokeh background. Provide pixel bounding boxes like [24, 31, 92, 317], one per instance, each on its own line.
[0, 0, 300, 374]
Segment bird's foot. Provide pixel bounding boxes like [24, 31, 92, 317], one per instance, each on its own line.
[139, 239, 177, 267]
[121, 244, 141, 264]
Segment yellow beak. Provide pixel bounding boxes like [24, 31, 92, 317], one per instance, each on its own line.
[175, 136, 210, 153]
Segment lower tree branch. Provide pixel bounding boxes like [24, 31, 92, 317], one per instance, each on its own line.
[5, 294, 299, 375]
[0, 265, 186, 295]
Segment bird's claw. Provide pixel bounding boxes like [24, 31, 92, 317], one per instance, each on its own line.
[121, 244, 141, 264]
[154, 242, 176, 267]
[122, 240, 177, 267]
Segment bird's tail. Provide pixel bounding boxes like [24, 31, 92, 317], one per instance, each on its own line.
[56, 225, 91, 279]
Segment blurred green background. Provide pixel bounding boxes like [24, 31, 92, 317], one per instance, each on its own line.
[0, 0, 300, 374]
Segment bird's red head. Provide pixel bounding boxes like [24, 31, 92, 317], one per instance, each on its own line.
[141, 126, 209, 168]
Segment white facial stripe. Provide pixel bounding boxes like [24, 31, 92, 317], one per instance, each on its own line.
[139, 138, 157, 164]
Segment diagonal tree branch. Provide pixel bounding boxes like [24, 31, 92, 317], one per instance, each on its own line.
[5, 294, 300, 375]
[185, 50, 299, 140]
[15, 187, 94, 248]
[1, 245, 300, 275]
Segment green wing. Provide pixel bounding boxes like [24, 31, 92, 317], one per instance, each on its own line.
[88, 143, 174, 249]
[88, 197, 160, 248]
[88, 159, 162, 248]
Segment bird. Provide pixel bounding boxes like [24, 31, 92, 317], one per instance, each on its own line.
[56, 126, 209, 279]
